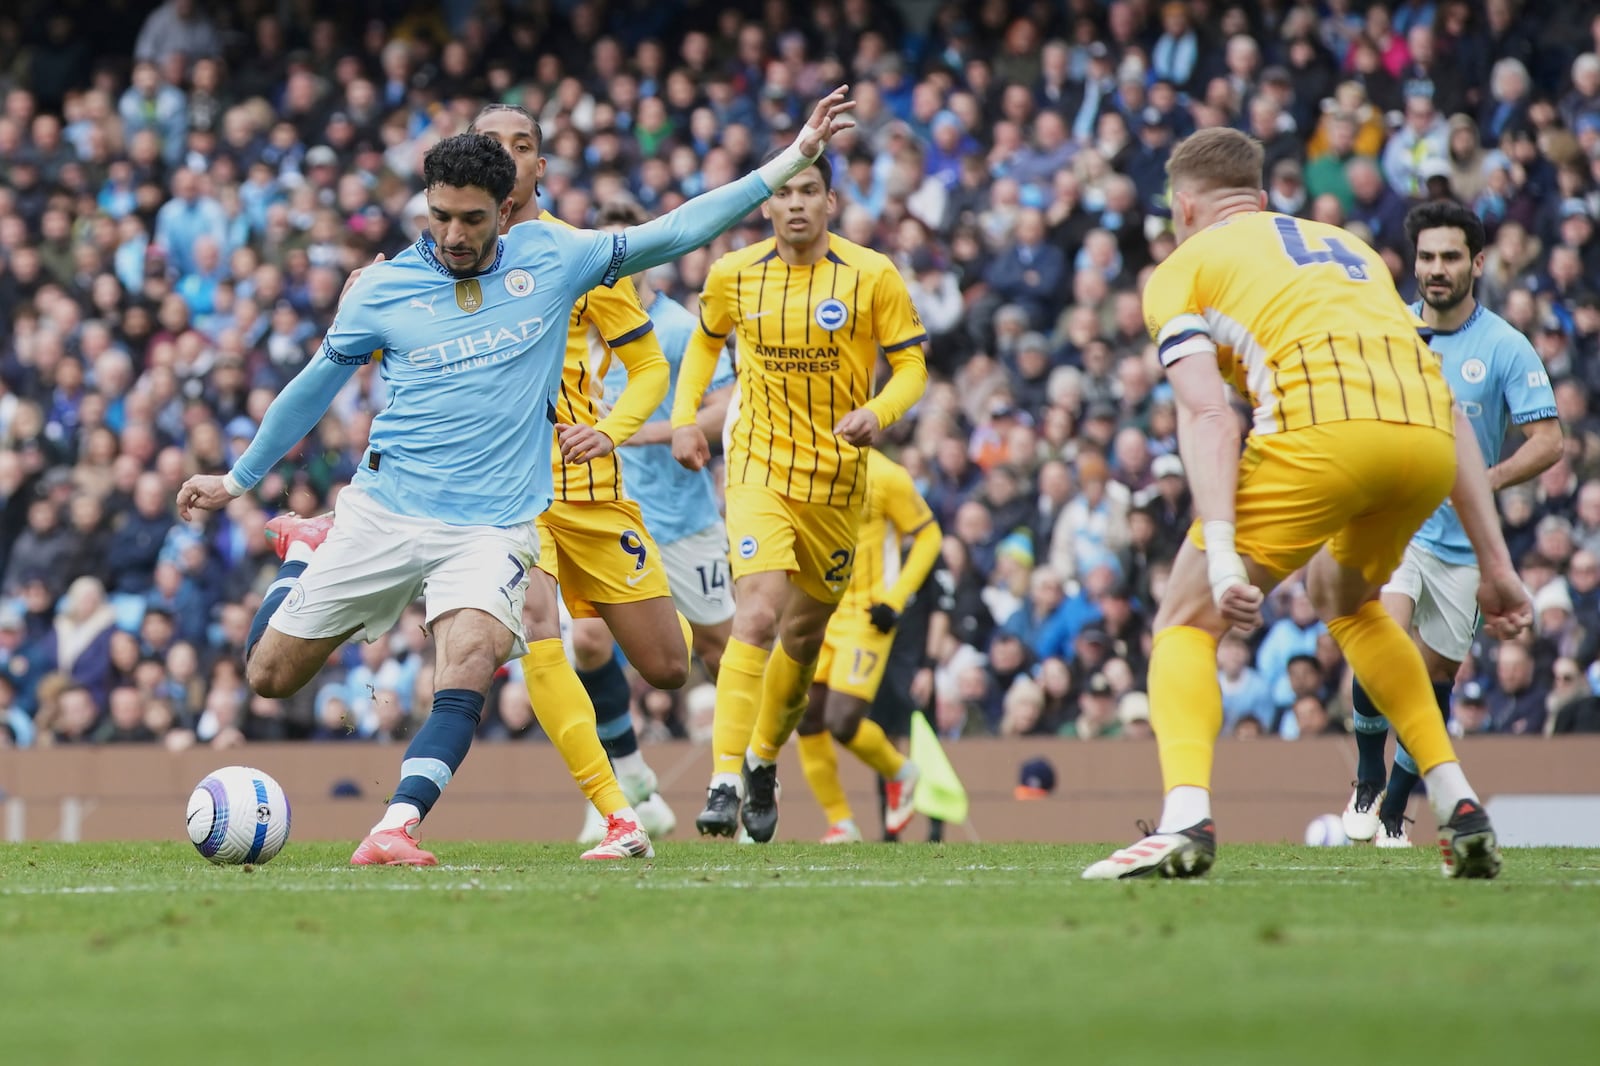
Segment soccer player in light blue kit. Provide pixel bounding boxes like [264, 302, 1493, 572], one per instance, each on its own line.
[1342, 201, 1562, 846]
[175, 88, 860, 865]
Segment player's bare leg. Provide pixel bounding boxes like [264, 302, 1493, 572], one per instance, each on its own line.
[247, 628, 356, 699]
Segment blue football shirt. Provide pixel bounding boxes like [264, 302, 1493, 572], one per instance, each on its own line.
[1412, 301, 1558, 565]
[319, 223, 627, 526]
[605, 293, 735, 545]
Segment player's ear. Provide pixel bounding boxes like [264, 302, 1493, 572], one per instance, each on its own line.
[826, 187, 838, 214]
[1257, 188, 1268, 210]
[1472, 250, 1486, 278]
[760, 200, 773, 221]
[498, 197, 513, 229]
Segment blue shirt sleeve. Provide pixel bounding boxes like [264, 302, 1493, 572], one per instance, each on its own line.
[229, 352, 361, 490]
[556, 172, 776, 292]
[322, 269, 386, 365]
[1500, 335, 1558, 425]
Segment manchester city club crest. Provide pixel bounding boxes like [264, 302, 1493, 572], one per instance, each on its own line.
[1461, 358, 1487, 384]
[504, 269, 534, 297]
[814, 297, 848, 332]
[455, 278, 484, 313]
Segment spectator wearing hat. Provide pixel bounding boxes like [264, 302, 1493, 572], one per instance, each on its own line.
[1118, 690, 1153, 740]
[1127, 107, 1175, 210]
[1014, 756, 1056, 800]
[1071, 42, 1119, 144]
[1267, 158, 1309, 216]
[1069, 672, 1121, 740]
[1449, 680, 1493, 736]
[1050, 452, 1129, 583]
[1488, 640, 1547, 735]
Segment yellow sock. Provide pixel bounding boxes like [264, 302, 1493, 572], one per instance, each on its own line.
[798, 731, 853, 825]
[712, 638, 768, 776]
[1327, 601, 1458, 774]
[750, 641, 817, 762]
[1149, 626, 1223, 790]
[843, 718, 906, 780]
[521, 639, 628, 816]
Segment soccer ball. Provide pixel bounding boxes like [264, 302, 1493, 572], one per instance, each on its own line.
[185, 766, 292, 865]
[1304, 813, 1349, 847]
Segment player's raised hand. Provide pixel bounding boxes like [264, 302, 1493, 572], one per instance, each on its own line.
[671, 425, 710, 472]
[176, 474, 234, 521]
[1477, 565, 1533, 640]
[795, 85, 857, 158]
[557, 423, 616, 464]
[834, 408, 881, 447]
[338, 253, 384, 308]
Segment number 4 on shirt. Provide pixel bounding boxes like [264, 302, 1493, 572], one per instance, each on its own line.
[1273, 217, 1368, 281]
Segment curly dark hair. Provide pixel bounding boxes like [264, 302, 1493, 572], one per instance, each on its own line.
[421, 133, 517, 204]
[1404, 200, 1487, 257]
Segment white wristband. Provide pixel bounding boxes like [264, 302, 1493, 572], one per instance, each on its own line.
[222, 472, 249, 498]
[1202, 521, 1237, 556]
[756, 140, 819, 193]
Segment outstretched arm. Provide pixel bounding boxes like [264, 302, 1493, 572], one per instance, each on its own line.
[611, 87, 857, 280]
[1449, 405, 1533, 638]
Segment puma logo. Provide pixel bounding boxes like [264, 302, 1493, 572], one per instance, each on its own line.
[410, 294, 438, 317]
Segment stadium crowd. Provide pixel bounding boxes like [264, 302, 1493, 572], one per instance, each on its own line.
[2, 0, 1600, 752]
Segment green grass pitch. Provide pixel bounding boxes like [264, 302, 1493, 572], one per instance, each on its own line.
[3, 841, 1598, 1066]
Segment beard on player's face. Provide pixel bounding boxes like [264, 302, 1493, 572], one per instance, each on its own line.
[1418, 268, 1472, 311]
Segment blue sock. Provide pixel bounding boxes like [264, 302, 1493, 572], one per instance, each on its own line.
[390, 689, 485, 819]
[1380, 681, 1451, 822]
[579, 655, 637, 760]
[247, 560, 306, 661]
[1350, 678, 1389, 786]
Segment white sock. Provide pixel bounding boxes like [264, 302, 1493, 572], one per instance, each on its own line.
[711, 771, 742, 794]
[1157, 786, 1211, 833]
[286, 540, 316, 564]
[834, 817, 858, 833]
[894, 761, 917, 782]
[745, 747, 775, 770]
[1422, 761, 1477, 824]
[611, 750, 647, 778]
[373, 802, 422, 834]
[611, 805, 639, 825]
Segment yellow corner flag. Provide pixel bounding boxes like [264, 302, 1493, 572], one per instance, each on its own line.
[909, 711, 968, 824]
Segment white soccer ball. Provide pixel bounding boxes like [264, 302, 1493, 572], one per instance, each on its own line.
[185, 765, 292, 865]
[1304, 812, 1349, 847]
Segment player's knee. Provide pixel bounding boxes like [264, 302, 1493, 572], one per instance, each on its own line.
[569, 620, 612, 670]
[246, 656, 295, 700]
[732, 599, 781, 647]
[436, 644, 500, 693]
[636, 649, 689, 690]
[825, 704, 863, 743]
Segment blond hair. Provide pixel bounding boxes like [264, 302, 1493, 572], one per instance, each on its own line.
[1166, 127, 1264, 193]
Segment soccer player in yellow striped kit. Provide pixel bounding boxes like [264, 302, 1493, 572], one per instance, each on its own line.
[672, 152, 929, 842]
[1082, 128, 1531, 881]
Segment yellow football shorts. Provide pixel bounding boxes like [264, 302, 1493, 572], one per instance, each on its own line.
[814, 608, 897, 702]
[536, 499, 672, 618]
[724, 483, 861, 605]
[1189, 421, 1457, 585]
